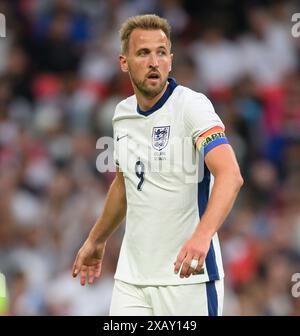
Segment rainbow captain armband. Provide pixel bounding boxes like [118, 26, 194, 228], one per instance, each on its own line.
[195, 126, 229, 156]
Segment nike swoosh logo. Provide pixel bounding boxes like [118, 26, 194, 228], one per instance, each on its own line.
[116, 134, 128, 141]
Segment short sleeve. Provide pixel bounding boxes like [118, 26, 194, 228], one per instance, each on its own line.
[184, 92, 229, 156]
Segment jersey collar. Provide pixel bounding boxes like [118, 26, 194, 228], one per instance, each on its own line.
[136, 77, 177, 117]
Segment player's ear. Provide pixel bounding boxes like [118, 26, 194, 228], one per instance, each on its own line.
[119, 54, 128, 73]
[169, 53, 173, 72]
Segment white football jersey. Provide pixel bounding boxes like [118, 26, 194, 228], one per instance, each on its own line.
[112, 78, 228, 285]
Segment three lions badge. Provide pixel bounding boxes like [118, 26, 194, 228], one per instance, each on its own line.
[152, 126, 170, 151]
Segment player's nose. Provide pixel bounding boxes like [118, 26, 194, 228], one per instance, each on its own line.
[149, 52, 159, 68]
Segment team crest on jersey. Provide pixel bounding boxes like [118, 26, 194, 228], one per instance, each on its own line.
[152, 126, 170, 151]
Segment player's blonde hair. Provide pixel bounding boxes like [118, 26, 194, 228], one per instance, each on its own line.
[119, 14, 172, 54]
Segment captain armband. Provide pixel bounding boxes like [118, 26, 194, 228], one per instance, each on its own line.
[195, 126, 229, 156]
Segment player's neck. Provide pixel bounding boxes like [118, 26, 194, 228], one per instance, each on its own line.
[135, 81, 169, 112]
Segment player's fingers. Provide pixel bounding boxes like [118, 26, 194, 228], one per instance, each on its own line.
[80, 265, 88, 286]
[72, 262, 77, 277]
[181, 252, 201, 277]
[185, 266, 195, 278]
[174, 250, 187, 274]
[72, 254, 82, 277]
[88, 267, 95, 284]
[95, 263, 102, 278]
[192, 258, 204, 275]
[188, 258, 201, 277]
[193, 264, 203, 274]
[179, 258, 192, 278]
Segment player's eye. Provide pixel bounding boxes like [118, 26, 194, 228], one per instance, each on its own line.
[158, 50, 166, 56]
[138, 49, 148, 56]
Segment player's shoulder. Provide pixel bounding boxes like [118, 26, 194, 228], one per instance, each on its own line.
[113, 94, 137, 123]
[115, 94, 136, 113]
[178, 85, 211, 103]
[175, 84, 212, 110]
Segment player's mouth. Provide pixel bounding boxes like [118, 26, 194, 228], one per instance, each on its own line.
[146, 72, 160, 82]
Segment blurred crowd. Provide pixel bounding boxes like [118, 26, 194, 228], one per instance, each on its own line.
[0, 0, 300, 315]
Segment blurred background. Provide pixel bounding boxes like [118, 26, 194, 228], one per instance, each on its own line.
[0, 0, 300, 316]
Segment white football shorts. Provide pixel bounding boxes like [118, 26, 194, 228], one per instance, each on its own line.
[109, 278, 224, 316]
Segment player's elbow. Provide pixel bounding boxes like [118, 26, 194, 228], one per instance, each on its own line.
[232, 169, 244, 192]
[221, 167, 244, 192]
[215, 168, 243, 193]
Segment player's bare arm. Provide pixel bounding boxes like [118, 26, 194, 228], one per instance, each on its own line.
[72, 168, 126, 285]
[174, 144, 243, 278]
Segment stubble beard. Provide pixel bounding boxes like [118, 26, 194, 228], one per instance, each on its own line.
[128, 68, 168, 99]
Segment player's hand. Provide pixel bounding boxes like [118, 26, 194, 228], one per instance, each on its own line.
[72, 239, 106, 286]
[173, 232, 211, 278]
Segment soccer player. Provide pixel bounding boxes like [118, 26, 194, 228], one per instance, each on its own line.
[72, 14, 243, 316]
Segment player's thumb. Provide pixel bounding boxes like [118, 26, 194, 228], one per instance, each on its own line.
[72, 255, 82, 277]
